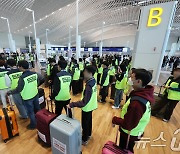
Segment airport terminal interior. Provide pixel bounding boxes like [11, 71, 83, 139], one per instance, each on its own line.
[0, 0, 180, 154]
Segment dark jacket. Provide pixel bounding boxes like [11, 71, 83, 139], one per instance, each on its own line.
[112, 85, 154, 141]
[50, 70, 72, 100]
[69, 78, 96, 108]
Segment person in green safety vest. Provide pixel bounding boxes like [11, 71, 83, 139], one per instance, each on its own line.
[112, 69, 154, 153]
[112, 64, 128, 109]
[7, 60, 44, 130]
[99, 61, 110, 103]
[6, 59, 28, 119]
[0, 59, 9, 108]
[67, 65, 97, 146]
[71, 60, 80, 95]
[48, 60, 72, 115]
[152, 68, 180, 122]
[109, 60, 116, 84]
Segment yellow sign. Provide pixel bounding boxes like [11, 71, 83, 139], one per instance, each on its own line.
[147, 8, 163, 27]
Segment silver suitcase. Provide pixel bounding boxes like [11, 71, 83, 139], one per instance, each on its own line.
[50, 113, 82, 154]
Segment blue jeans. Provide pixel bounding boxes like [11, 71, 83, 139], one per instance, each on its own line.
[12, 93, 28, 118]
[114, 89, 123, 107]
[23, 95, 40, 128]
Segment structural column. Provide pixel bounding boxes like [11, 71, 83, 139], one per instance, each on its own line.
[132, 1, 177, 84]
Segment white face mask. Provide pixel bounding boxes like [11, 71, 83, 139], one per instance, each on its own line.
[128, 77, 133, 86]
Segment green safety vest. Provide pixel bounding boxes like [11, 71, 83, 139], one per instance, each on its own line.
[121, 98, 151, 136]
[115, 74, 128, 90]
[109, 66, 116, 76]
[73, 68, 80, 81]
[47, 64, 52, 76]
[70, 63, 74, 71]
[20, 74, 38, 100]
[82, 82, 98, 112]
[8, 72, 23, 90]
[79, 62, 84, 71]
[98, 67, 103, 74]
[164, 79, 180, 101]
[0, 71, 8, 90]
[102, 70, 110, 86]
[55, 75, 72, 101]
[30, 55, 34, 61]
[115, 59, 118, 66]
[20, 56, 25, 60]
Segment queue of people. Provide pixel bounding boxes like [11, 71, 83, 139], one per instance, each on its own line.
[0, 53, 179, 153]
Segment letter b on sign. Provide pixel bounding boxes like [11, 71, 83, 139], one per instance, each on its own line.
[147, 8, 163, 27]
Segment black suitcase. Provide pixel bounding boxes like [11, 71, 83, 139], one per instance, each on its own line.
[38, 88, 46, 109]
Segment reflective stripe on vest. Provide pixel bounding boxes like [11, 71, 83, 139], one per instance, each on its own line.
[8, 72, 23, 90]
[0, 71, 8, 90]
[120, 98, 151, 136]
[55, 75, 72, 101]
[20, 74, 38, 100]
[73, 68, 80, 80]
[82, 83, 98, 112]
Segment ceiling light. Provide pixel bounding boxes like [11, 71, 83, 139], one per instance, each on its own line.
[40, 18, 42, 21]
[138, 0, 151, 5]
[103, 21, 106, 25]
[67, 4, 70, 7]
[59, 8, 62, 11]
[51, 12, 55, 15]
[1, 17, 7, 20]
[45, 15, 48, 18]
[29, 24, 32, 26]
[26, 8, 32, 12]
[25, 27, 28, 29]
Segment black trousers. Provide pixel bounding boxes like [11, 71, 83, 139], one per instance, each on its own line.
[119, 134, 135, 153]
[31, 61, 34, 68]
[55, 99, 70, 116]
[151, 96, 178, 120]
[82, 110, 92, 142]
[100, 86, 109, 102]
[78, 78, 84, 93]
[72, 80, 80, 95]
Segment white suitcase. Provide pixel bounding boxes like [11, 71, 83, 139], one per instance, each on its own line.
[50, 112, 82, 154]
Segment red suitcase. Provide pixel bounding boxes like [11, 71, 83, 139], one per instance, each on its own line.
[102, 128, 133, 154]
[35, 100, 57, 146]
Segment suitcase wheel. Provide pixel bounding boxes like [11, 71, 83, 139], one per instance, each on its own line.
[4, 139, 8, 143]
[15, 133, 19, 136]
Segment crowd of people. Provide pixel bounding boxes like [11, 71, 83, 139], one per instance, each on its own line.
[162, 55, 179, 71]
[0, 53, 179, 153]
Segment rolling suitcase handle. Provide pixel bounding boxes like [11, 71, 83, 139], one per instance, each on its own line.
[67, 108, 73, 119]
[114, 127, 131, 150]
[6, 95, 14, 111]
[46, 99, 55, 114]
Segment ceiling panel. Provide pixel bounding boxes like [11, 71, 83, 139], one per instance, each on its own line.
[0, 0, 179, 46]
